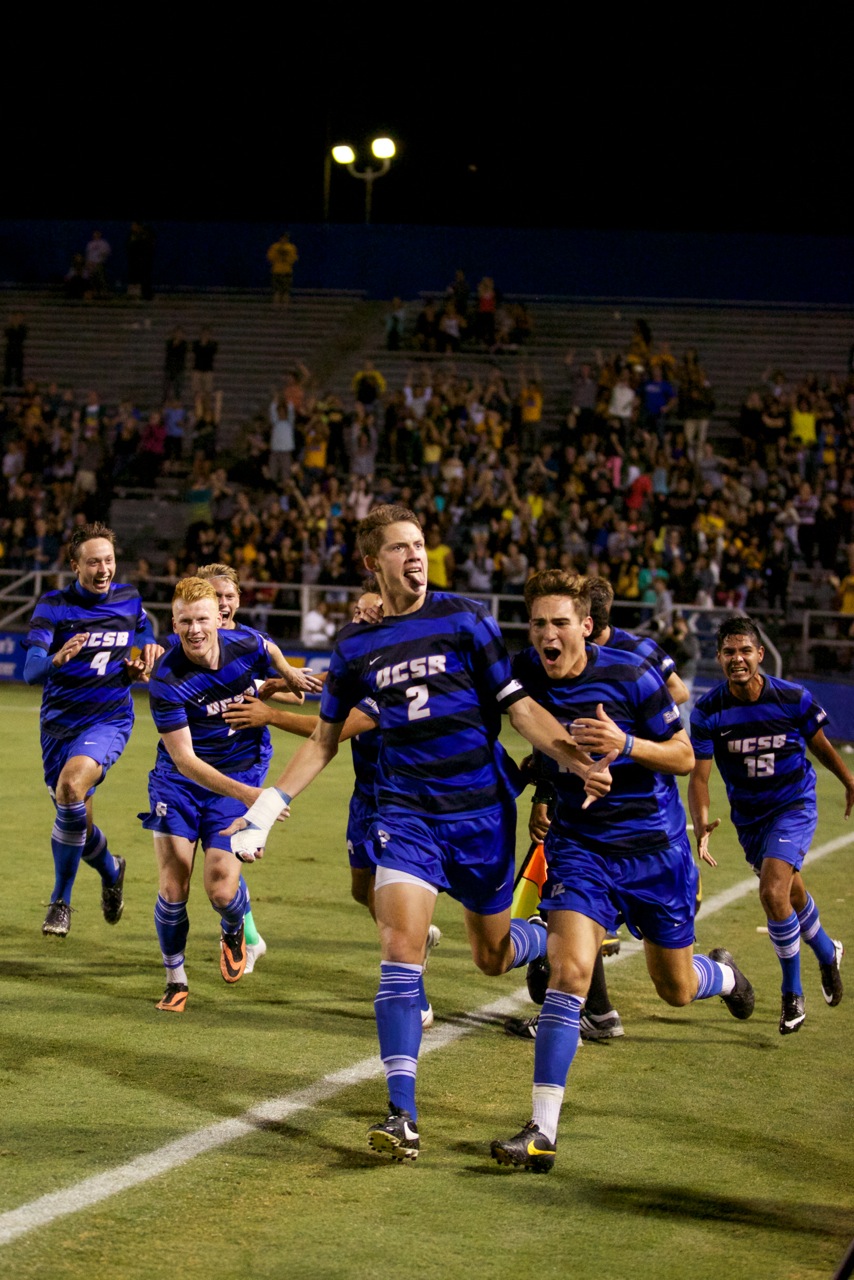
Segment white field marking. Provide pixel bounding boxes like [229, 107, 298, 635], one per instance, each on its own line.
[1, 829, 851, 1247]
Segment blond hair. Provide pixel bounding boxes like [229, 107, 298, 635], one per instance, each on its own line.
[172, 577, 219, 607]
[197, 563, 239, 589]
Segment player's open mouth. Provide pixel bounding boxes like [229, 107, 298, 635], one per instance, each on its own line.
[543, 646, 561, 663]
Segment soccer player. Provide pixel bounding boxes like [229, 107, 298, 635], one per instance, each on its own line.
[506, 575, 694, 1043]
[491, 571, 755, 1174]
[688, 616, 852, 1035]
[23, 521, 163, 937]
[226, 504, 613, 1161]
[223, 589, 441, 1026]
[141, 577, 317, 1012]
[196, 562, 311, 973]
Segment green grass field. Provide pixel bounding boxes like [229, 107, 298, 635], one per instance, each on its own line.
[1, 682, 853, 1280]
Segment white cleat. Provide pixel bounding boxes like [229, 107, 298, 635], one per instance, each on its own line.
[424, 925, 441, 971]
[421, 1003, 434, 1029]
[244, 936, 267, 975]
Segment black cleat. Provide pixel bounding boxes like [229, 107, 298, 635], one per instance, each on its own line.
[505, 1014, 539, 1039]
[579, 1009, 624, 1040]
[491, 1121, 556, 1173]
[367, 1104, 419, 1161]
[101, 856, 126, 925]
[525, 916, 550, 1005]
[708, 948, 755, 1020]
[43, 899, 72, 937]
[779, 991, 806, 1035]
[819, 939, 843, 1007]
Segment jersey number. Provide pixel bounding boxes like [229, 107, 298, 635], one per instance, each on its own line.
[746, 753, 775, 778]
[90, 651, 110, 676]
[406, 685, 430, 721]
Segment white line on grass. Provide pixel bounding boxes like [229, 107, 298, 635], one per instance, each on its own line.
[1, 830, 851, 1247]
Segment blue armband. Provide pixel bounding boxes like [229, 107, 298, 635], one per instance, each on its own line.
[276, 789, 292, 806]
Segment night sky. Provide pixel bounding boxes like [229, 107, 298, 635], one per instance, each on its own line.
[9, 35, 851, 236]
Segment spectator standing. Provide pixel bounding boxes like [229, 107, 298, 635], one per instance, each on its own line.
[3, 312, 27, 388]
[164, 327, 188, 401]
[267, 232, 298, 305]
[192, 328, 218, 419]
[384, 298, 406, 351]
[268, 393, 295, 485]
[679, 349, 715, 460]
[84, 230, 111, 298]
[352, 359, 386, 409]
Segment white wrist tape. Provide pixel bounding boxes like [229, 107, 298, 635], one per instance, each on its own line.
[244, 787, 288, 831]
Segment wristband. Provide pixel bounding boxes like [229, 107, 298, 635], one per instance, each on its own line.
[275, 789, 292, 807]
[622, 733, 635, 758]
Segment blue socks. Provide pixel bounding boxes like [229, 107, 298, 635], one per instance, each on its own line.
[796, 893, 836, 966]
[82, 826, 121, 884]
[692, 954, 726, 998]
[768, 911, 802, 994]
[50, 802, 87, 902]
[154, 895, 190, 971]
[215, 879, 250, 933]
[531, 990, 584, 1144]
[509, 917, 547, 967]
[374, 962, 423, 1119]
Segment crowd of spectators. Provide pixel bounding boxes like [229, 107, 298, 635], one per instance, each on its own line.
[3, 303, 854, 666]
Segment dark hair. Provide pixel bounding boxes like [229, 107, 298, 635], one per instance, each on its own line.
[523, 570, 591, 617]
[68, 521, 116, 563]
[357, 504, 421, 560]
[715, 615, 763, 651]
[587, 576, 614, 637]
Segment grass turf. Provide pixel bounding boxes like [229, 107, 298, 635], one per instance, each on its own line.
[1, 682, 852, 1279]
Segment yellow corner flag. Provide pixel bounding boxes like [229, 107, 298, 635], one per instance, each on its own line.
[511, 842, 548, 919]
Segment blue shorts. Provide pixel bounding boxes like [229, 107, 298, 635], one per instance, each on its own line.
[139, 762, 268, 853]
[738, 807, 817, 874]
[372, 803, 516, 915]
[347, 791, 378, 871]
[42, 718, 133, 799]
[541, 831, 698, 950]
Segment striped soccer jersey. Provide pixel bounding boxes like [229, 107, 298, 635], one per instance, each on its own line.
[690, 675, 826, 832]
[24, 580, 151, 738]
[149, 628, 275, 774]
[514, 642, 685, 857]
[320, 592, 527, 817]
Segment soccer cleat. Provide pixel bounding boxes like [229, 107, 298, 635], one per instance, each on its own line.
[42, 899, 72, 937]
[601, 930, 621, 956]
[819, 939, 843, 1007]
[779, 991, 806, 1035]
[367, 1104, 420, 1161]
[491, 1121, 556, 1173]
[244, 935, 267, 975]
[505, 1014, 539, 1039]
[424, 924, 441, 971]
[525, 915, 550, 1005]
[579, 1009, 625, 1040]
[220, 924, 247, 983]
[101, 856, 126, 925]
[708, 947, 755, 1020]
[421, 1003, 434, 1029]
[155, 982, 188, 1013]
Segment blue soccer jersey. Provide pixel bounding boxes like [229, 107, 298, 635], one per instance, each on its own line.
[148, 628, 275, 774]
[320, 592, 527, 817]
[24, 580, 152, 738]
[690, 675, 827, 832]
[609, 625, 676, 683]
[514, 643, 685, 857]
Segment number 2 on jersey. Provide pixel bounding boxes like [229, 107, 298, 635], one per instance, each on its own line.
[406, 685, 430, 720]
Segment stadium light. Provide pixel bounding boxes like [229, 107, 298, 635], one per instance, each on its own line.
[329, 135, 397, 224]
